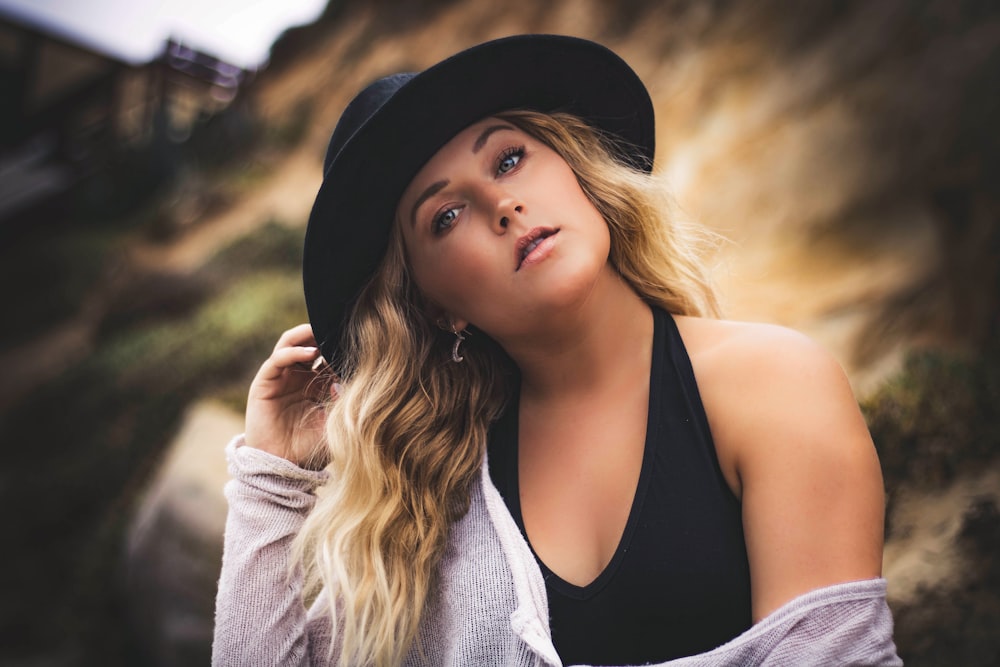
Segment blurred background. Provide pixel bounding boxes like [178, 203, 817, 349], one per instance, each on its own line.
[0, 0, 997, 665]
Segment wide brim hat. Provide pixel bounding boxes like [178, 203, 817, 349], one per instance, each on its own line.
[304, 34, 655, 363]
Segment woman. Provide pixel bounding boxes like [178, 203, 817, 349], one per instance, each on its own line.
[213, 35, 900, 666]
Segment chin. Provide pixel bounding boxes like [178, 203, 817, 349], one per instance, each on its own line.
[532, 256, 612, 310]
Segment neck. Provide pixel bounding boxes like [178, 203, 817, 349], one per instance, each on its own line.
[500, 265, 654, 403]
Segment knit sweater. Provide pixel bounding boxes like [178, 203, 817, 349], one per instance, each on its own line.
[212, 436, 902, 666]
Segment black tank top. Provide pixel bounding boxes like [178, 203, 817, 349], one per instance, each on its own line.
[487, 307, 752, 665]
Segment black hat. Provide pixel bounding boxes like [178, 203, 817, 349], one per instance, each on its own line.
[303, 34, 655, 363]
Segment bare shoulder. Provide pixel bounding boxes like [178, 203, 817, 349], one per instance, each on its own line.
[674, 317, 857, 446]
[673, 316, 840, 385]
[673, 317, 857, 476]
[674, 316, 885, 621]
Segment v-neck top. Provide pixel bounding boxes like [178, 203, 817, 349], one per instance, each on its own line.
[487, 306, 752, 665]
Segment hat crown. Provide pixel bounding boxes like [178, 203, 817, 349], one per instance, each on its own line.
[323, 73, 416, 174]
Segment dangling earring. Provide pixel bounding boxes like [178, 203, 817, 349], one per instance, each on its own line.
[451, 327, 466, 363]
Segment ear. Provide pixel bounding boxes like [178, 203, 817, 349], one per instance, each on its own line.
[424, 302, 447, 329]
[434, 311, 469, 333]
[425, 301, 468, 333]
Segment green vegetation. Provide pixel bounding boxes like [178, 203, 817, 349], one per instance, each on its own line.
[203, 219, 304, 278]
[864, 346, 1000, 493]
[863, 345, 1000, 666]
[0, 221, 306, 662]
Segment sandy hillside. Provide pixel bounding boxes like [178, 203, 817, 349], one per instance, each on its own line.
[106, 1, 1000, 665]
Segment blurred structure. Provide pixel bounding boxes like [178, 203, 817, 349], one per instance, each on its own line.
[0, 13, 249, 225]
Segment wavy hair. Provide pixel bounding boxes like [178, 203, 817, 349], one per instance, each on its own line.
[293, 109, 721, 666]
[500, 110, 722, 318]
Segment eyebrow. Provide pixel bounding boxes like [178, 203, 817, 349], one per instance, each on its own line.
[472, 123, 515, 154]
[409, 179, 449, 228]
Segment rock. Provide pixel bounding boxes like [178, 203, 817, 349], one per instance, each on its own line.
[124, 400, 242, 666]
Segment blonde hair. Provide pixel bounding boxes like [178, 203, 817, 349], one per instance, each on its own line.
[500, 110, 721, 318]
[293, 110, 720, 666]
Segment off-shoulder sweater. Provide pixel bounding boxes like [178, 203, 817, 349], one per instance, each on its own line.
[212, 436, 902, 666]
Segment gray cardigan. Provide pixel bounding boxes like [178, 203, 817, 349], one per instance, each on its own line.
[212, 437, 902, 666]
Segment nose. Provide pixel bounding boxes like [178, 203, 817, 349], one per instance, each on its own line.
[493, 197, 524, 233]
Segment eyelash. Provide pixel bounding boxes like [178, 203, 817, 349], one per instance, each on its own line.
[496, 145, 525, 175]
[432, 206, 461, 235]
[429, 144, 527, 235]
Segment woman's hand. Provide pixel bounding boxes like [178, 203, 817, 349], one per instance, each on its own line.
[244, 323, 335, 468]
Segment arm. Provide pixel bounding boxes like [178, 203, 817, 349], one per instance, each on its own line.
[694, 322, 886, 621]
[212, 437, 330, 666]
[212, 324, 337, 665]
[641, 578, 901, 667]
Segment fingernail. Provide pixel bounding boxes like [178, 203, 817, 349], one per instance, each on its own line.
[332, 382, 343, 396]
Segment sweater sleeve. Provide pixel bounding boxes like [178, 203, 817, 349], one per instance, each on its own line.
[212, 435, 331, 667]
[628, 578, 902, 667]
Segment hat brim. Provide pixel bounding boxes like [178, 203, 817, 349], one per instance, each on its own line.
[304, 34, 655, 363]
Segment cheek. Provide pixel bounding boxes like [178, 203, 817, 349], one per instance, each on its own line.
[407, 253, 447, 302]
[407, 239, 496, 311]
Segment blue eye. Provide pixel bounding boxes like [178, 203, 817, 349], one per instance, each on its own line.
[497, 146, 524, 174]
[432, 207, 461, 234]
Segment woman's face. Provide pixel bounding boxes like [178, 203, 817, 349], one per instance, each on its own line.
[396, 117, 612, 343]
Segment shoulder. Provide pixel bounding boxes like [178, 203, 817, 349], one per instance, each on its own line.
[673, 316, 841, 389]
[685, 318, 854, 431]
[674, 316, 885, 620]
[673, 317, 861, 492]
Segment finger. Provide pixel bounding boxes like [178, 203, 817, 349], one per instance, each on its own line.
[273, 323, 317, 352]
[256, 346, 321, 383]
[308, 354, 327, 372]
[274, 345, 321, 371]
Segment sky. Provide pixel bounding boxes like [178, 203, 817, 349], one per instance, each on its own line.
[0, 0, 328, 69]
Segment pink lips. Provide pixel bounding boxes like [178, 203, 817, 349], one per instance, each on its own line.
[515, 227, 559, 270]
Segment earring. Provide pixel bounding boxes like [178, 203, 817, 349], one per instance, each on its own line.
[451, 327, 466, 363]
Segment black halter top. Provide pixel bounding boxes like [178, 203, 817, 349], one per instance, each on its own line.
[487, 307, 752, 664]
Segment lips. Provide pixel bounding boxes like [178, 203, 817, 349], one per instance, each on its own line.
[515, 227, 559, 270]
